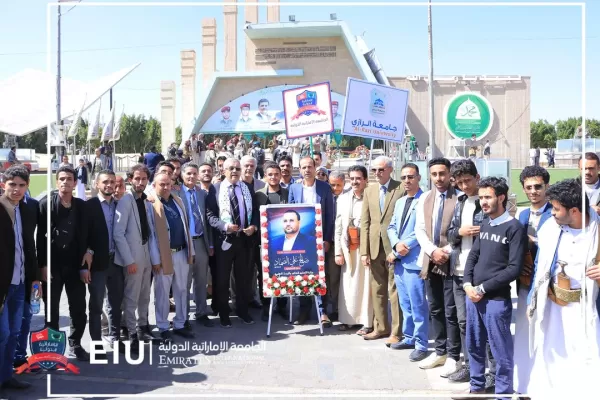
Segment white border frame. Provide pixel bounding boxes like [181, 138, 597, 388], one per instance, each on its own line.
[46, 1, 587, 398]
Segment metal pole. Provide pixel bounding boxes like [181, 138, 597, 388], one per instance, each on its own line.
[427, 0, 435, 161]
[56, 4, 62, 160]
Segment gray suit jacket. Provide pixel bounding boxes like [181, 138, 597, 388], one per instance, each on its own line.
[174, 185, 213, 251]
[114, 191, 160, 268]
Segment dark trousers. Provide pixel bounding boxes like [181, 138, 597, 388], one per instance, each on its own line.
[466, 297, 514, 398]
[15, 293, 32, 361]
[209, 253, 218, 308]
[46, 265, 87, 347]
[453, 275, 496, 372]
[425, 272, 461, 360]
[250, 244, 265, 304]
[105, 260, 124, 338]
[215, 236, 251, 318]
[323, 248, 340, 314]
[88, 268, 108, 341]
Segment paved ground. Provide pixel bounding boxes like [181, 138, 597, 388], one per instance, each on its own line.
[6, 284, 506, 400]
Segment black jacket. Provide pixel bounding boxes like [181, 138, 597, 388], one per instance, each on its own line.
[446, 193, 486, 275]
[85, 197, 113, 272]
[0, 197, 40, 311]
[75, 166, 89, 185]
[206, 181, 259, 244]
[39, 191, 88, 271]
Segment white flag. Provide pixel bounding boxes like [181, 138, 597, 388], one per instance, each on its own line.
[112, 106, 124, 142]
[87, 102, 101, 141]
[67, 95, 87, 138]
[102, 102, 116, 141]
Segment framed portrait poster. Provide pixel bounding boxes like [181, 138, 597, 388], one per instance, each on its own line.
[260, 204, 327, 298]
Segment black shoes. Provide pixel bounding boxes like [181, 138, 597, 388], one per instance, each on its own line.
[173, 328, 195, 339]
[1, 377, 31, 390]
[69, 345, 90, 362]
[293, 311, 309, 325]
[160, 330, 173, 344]
[448, 365, 470, 383]
[137, 325, 155, 342]
[239, 315, 255, 325]
[220, 315, 232, 328]
[195, 315, 215, 327]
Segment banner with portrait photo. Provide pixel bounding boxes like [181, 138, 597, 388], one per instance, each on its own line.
[260, 204, 326, 298]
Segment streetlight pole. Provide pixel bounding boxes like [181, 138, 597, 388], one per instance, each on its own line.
[56, 3, 62, 158]
[427, 0, 435, 161]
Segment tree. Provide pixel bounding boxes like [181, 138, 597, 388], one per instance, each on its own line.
[530, 120, 556, 148]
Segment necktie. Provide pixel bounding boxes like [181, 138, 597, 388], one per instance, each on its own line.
[379, 186, 387, 212]
[333, 195, 338, 217]
[433, 193, 445, 246]
[399, 197, 415, 230]
[229, 184, 241, 227]
[189, 190, 204, 236]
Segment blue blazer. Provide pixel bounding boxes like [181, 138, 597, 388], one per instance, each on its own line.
[387, 190, 423, 271]
[288, 180, 335, 243]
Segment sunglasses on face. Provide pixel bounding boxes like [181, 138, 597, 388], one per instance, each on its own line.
[400, 175, 416, 181]
[525, 184, 543, 191]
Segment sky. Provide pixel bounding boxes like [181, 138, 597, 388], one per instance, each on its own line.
[0, 0, 598, 128]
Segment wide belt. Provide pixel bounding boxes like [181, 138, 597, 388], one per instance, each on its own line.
[548, 279, 581, 306]
[171, 244, 186, 253]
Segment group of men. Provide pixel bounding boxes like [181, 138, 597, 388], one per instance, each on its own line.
[1, 146, 599, 399]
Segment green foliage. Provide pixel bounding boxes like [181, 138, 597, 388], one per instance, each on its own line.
[530, 119, 556, 148]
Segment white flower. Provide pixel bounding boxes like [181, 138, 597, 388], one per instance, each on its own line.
[265, 289, 273, 296]
[294, 275, 302, 281]
[273, 282, 280, 289]
[301, 280, 308, 286]
[318, 278, 325, 285]
[279, 276, 287, 282]
[262, 262, 269, 268]
[295, 287, 302, 295]
[308, 274, 315, 280]
[267, 278, 273, 284]
[287, 280, 294, 287]
[309, 287, 315, 294]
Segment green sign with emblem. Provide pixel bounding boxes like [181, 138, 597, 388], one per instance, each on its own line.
[443, 92, 493, 140]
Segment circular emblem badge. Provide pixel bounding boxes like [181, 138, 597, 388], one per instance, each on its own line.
[443, 92, 494, 140]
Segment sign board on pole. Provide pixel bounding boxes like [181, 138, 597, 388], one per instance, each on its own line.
[341, 78, 409, 143]
[260, 204, 327, 298]
[282, 82, 334, 139]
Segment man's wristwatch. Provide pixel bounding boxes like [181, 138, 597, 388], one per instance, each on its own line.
[475, 285, 485, 295]
[86, 249, 94, 256]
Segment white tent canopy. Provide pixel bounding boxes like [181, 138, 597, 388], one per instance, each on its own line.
[0, 63, 140, 137]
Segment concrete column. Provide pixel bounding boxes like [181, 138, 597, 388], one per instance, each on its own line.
[267, 0, 280, 23]
[245, 0, 258, 24]
[160, 81, 176, 156]
[180, 50, 196, 137]
[224, 0, 238, 72]
[202, 18, 217, 88]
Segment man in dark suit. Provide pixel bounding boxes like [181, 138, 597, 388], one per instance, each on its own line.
[271, 211, 316, 252]
[288, 156, 335, 326]
[0, 165, 41, 392]
[206, 158, 259, 327]
[143, 146, 165, 182]
[14, 190, 43, 370]
[85, 170, 122, 351]
[255, 162, 289, 321]
[39, 165, 92, 361]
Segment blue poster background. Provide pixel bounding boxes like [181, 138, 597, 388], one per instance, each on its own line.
[267, 206, 319, 277]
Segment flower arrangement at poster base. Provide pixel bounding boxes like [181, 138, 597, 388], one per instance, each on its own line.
[260, 204, 326, 298]
[263, 274, 327, 298]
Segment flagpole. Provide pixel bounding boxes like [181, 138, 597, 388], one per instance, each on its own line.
[427, 0, 435, 161]
[56, 3, 62, 161]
